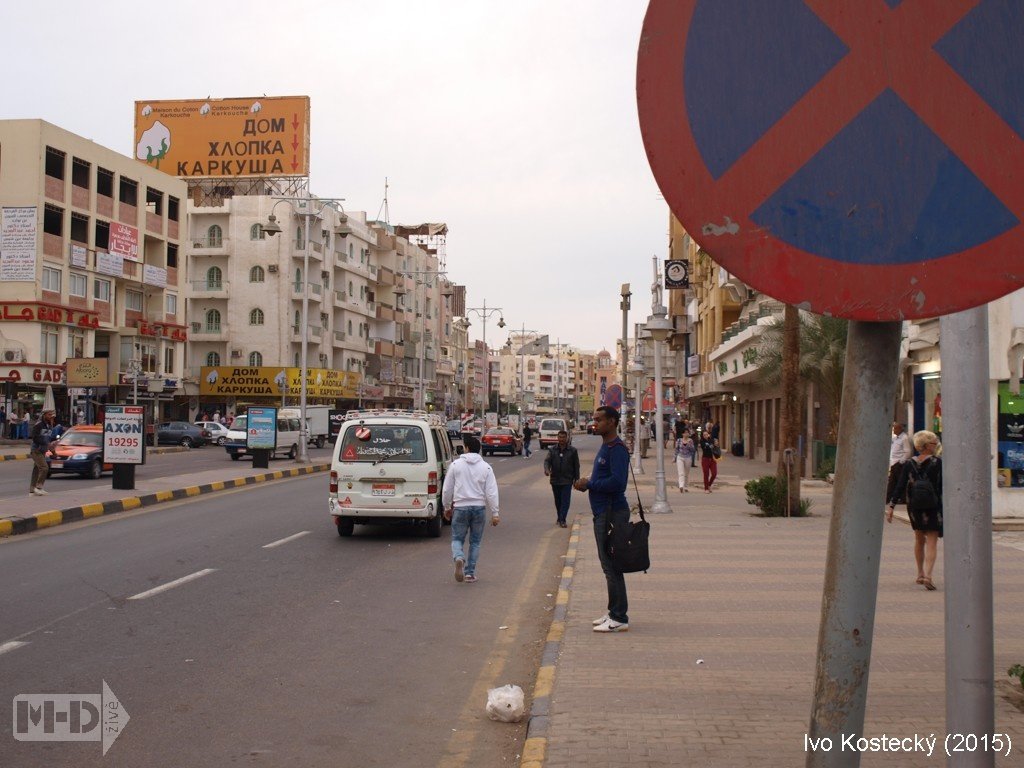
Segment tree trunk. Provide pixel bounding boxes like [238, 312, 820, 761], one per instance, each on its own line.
[777, 304, 802, 515]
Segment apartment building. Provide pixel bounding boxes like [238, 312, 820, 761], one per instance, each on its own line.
[0, 120, 187, 422]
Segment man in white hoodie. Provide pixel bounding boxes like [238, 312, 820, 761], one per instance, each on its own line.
[442, 435, 500, 583]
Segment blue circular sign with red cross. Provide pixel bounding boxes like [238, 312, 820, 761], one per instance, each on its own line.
[638, 0, 1024, 319]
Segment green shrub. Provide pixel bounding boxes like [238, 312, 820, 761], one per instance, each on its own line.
[814, 456, 835, 479]
[1010, 664, 1024, 690]
[744, 475, 812, 517]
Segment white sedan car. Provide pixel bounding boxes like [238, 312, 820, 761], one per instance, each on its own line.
[195, 420, 231, 445]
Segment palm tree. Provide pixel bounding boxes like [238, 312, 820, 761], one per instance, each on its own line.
[756, 311, 848, 443]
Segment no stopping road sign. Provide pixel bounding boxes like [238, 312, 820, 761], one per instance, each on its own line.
[638, 0, 1024, 319]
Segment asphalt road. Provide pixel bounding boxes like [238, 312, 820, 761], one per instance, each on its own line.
[0, 439, 601, 767]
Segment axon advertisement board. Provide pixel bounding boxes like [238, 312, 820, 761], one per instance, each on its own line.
[133, 96, 310, 178]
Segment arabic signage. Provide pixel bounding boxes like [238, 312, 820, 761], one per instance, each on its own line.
[0, 365, 64, 384]
[0, 302, 100, 328]
[96, 251, 124, 277]
[135, 320, 187, 341]
[108, 224, 139, 262]
[134, 96, 311, 178]
[143, 264, 167, 288]
[0, 206, 37, 281]
[246, 406, 277, 450]
[70, 244, 88, 268]
[66, 358, 109, 387]
[200, 366, 360, 398]
[103, 405, 145, 464]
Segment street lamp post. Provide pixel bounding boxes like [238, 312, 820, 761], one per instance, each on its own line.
[629, 356, 645, 474]
[463, 300, 505, 423]
[619, 284, 631, 440]
[263, 195, 347, 463]
[646, 257, 673, 514]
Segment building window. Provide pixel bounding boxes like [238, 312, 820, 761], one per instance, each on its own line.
[40, 327, 59, 364]
[207, 224, 223, 247]
[348, 243, 354, 260]
[166, 293, 177, 315]
[72, 158, 90, 189]
[125, 289, 143, 311]
[95, 219, 110, 250]
[42, 266, 62, 293]
[67, 329, 85, 358]
[249, 265, 265, 283]
[293, 310, 300, 332]
[97, 167, 114, 198]
[347, 319, 353, 335]
[168, 196, 180, 222]
[70, 212, 89, 243]
[206, 351, 221, 367]
[145, 187, 163, 216]
[249, 351, 263, 366]
[250, 223, 265, 240]
[43, 204, 63, 236]
[205, 309, 221, 332]
[164, 347, 175, 374]
[69, 272, 87, 297]
[249, 308, 265, 326]
[206, 266, 222, 289]
[119, 176, 138, 207]
[294, 268, 302, 292]
[296, 225, 305, 249]
[94, 278, 111, 302]
[45, 146, 65, 180]
[167, 243, 178, 268]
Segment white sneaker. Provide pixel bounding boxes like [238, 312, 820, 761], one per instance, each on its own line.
[32, 487, 48, 496]
[592, 613, 609, 626]
[593, 618, 628, 633]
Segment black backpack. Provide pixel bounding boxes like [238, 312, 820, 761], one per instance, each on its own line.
[907, 459, 940, 511]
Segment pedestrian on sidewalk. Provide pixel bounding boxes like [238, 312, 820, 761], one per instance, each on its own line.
[28, 410, 56, 496]
[699, 430, 718, 492]
[522, 422, 533, 458]
[6, 409, 17, 439]
[886, 430, 943, 590]
[675, 428, 695, 492]
[886, 421, 913, 506]
[442, 435, 500, 584]
[573, 406, 631, 633]
[20, 411, 32, 440]
[639, 418, 651, 459]
[544, 429, 580, 528]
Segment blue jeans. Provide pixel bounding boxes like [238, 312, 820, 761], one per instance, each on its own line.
[524, 439, 532, 457]
[451, 506, 486, 576]
[551, 484, 572, 524]
[593, 506, 629, 624]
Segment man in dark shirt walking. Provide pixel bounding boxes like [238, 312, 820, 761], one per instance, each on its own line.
[574, 406, 631, 632]
[544, 430, 580, 528]
[28, 409, 55, 496]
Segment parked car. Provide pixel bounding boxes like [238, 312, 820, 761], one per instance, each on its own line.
[46, 425, 112, 479]
[195, 420, 231, 445]
[482, 427, 523, 456]
[586, 420, 598, 435]
[156, 421, 210, 448]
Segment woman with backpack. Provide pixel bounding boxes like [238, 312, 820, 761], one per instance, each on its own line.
[886, 430, 943, 590]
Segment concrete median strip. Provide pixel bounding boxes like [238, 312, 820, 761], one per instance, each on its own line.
[0, 463, 330, 537]
[521, 517, 580, 768]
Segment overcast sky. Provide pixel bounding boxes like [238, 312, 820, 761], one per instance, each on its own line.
[4, 1, 669, 353]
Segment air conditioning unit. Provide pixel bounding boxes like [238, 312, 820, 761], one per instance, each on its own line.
[230, 350, 242, 359]
[2, 348, 24, 363]
[267, 264, 279, 273]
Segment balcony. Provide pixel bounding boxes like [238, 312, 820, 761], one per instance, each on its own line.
[191, 235, 230, 256]
[291, 281, 323, 303]
[334, 290, 347, 306]
[190, 279, 230, 299]
[292, 240, 323, 261]
[190, 322, 229, 342]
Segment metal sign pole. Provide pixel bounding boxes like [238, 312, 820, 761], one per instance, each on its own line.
[807, 320, 901, 767]
[939, 306, 995, 764]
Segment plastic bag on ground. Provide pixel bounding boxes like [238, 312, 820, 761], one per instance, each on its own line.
[485, 684, 525, 722]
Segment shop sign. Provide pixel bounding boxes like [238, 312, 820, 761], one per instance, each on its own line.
[0, 206, 37, 282]
[199, 366, 358, 397]
[109, 224, 140, 262]
[136, 320, 187, 341]
[66, 358, 109, 387]
[103, 406, 145, 464]
[0, 302, 100, 328]
[0, 365, 64, 384]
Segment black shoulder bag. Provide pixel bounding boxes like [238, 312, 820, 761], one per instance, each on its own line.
[605, 452, 651, 573]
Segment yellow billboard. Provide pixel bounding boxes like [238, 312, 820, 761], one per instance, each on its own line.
[134, 96, 310, 178]
[200, 366, 359, 398]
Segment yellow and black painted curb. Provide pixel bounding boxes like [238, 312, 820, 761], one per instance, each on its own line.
[0, 464, 331, 537]
[0, 452, 29, 462]
[520, 515, 581, 768]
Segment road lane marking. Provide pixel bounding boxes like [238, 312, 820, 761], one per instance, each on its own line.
[262, 531, 311, 549]
[0, 641, 29, 656]
[127, 568, 217, 601]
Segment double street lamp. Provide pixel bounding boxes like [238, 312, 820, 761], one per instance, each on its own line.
[460, 300, 504, 422]
[645, 256, 674, 515]
[263, 195, 348, 464]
